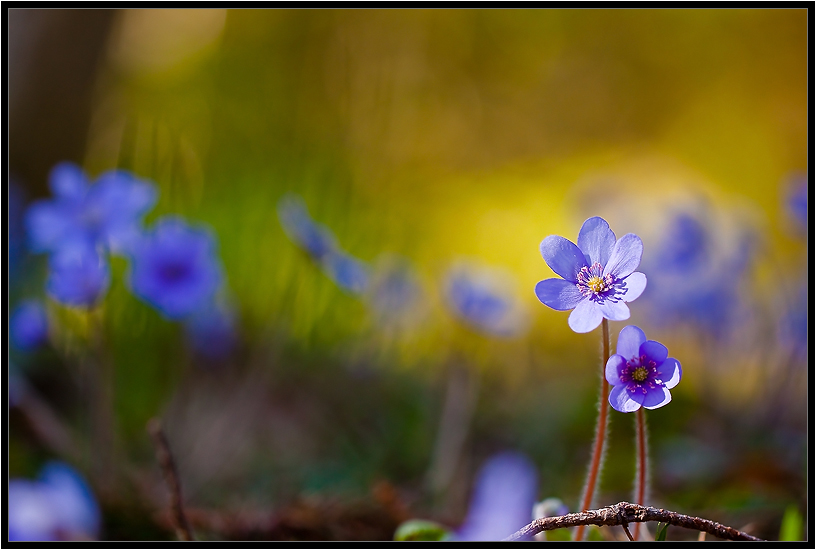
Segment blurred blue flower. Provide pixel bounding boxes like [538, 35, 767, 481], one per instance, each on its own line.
[46, 242, 110, 307]
[786, 173, 808, 234]
[778, 283, 808, 362]
[640, 209, 756, 339]
[456, 451, 538, 541]
[366, 256, 427, 328]
[9, 461, 100, 541]
[445, 263, 529, 337]
[536, 217, 647, 333]
[10, 300, 49, 351]
[277, 193, 338, 260]
[322, 251, 371, 295]
[25, 162, 157, 255]
[606, 325, 681, 413]
[184, 301, 238, 361]
[129, 217, 223, 319]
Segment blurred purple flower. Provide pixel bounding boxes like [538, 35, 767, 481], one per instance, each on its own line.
[786, 173, 808, 233]
[25, 162, 157, 255]
[445, 263, 528, 337]
[10, 300, 49, 351]
[605, 325, 681, 413]
[456, 451, 538, 541]
[46, 242, 110, 307]
[9, 461, 100, 541]
[536, 217, 647, 333]
[184, 301, 238, 361]
[277, 193, 338, 260]
[366, 257, 426, 328]
[778, 283, 808, 362]
[128, 217, 223, 320]
[322, 251, 371, 295]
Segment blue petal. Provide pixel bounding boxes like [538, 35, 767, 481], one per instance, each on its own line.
[48, 162, 88, 200]
[603, 233, 643, 279]
[567, 299, 603, 333]
[609, 384, 643, 413]
[620, 272, 647, 303]
[642, 387, 672, 410]
[598, 300, 630, 321]
[605, 354, 626, 385]
[534, 278, 583, 311]
[540, 235, 587, 283]
[615, 325, 646, 360]
[659, 358, 682, 389]
[577, 217, 616, 267]
[639, 340, 668, 365]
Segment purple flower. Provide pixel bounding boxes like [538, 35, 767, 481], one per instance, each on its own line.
[9, 461, 100, 541]
[25, 162, 157, 255]
[46, 242, 110, 307]
[535, 217, 647, 333]
[366, 256, 427, 328]
[786, 173, 808, 234]
[128, 217, 223, 320]
[322, 251, 371, 295]
[277, 194, 338, 260]
[456, 451, 538, 541]
[10, 300, 49, 351]
[605, 325, 681, 413]
[445, 263, 528, 337]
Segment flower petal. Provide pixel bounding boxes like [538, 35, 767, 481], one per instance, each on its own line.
[598, 300, 630, 321]
[605, 354, 626, 385]
[609, 384, 643, 413]
[48, 162, 88, 200]
[659, 358, 682, 389]
[534, 278, 584, 311]
[577, 217, 616, 267]
[640, 340, 668, 365]
[642, 387, 672, 409]
[540, 235, 587, 283]
[567, 300, 603, 333]
[620, 272, 647, 302]
[603, 233, 643, 279]
[615, 325, 646, 360]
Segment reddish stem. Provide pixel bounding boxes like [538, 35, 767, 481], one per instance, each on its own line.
[574, 319, 611, 541]
[634, 407, 647, 540]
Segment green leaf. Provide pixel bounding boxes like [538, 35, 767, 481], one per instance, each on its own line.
[779, 505, 803, 541]
[394, 519, 452, 541]
[545, 528, 572, 541]
[655, 522, 668, 541]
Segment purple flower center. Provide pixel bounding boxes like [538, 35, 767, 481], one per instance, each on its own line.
[621, 354, 663, 394]
[576, 262, 615, 301]
[158, 261, 192, 284]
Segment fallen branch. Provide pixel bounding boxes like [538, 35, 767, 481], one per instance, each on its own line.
[502, 501, 764, 542]
[147, 418, 194, 541]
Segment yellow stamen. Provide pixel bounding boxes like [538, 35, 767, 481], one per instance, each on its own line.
[632, 367, 648, 382]
[587, 276, 606, 293]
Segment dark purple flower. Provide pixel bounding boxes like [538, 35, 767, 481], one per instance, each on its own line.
[25, 162, 157, 255]
[10, 300, 49, 351]
[9, 461, 100, 541]
[128, 217, 223, 319]
[445, 263, 528, 337]
[46, 242, 110, 307]
[456, 451, 538, 541]
[277, 194, 338, 260]
[184, 301, 238, 361]
[535, 217, 647, 333]
[605, 325, 681, 413]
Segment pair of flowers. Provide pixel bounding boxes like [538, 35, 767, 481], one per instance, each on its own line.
[535, 217, 682, 412]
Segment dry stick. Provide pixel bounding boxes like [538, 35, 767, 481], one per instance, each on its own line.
[502, 502, 764, 542]
[574, 319, 611, 541]
[147, 418, 194, 541]
[634, 407, 647, 541]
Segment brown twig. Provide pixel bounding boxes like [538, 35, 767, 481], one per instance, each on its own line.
[502, 502, 764, 542]
[147, 418, 194, 541]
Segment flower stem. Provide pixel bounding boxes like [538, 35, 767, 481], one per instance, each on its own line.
[574, 318, 611, 541]
[634, 407, 648, 541]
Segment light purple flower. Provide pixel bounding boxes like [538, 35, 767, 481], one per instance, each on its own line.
[10, 300, 49, 351]
[46, 241, 110, 307]
[535, 217, 647, 333]
[605, 325, 681, 413]
[25, 162, 157, 255]
[456, 451, 538, 541]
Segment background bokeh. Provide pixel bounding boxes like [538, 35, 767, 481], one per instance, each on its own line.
[8, 8, 809, 541]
